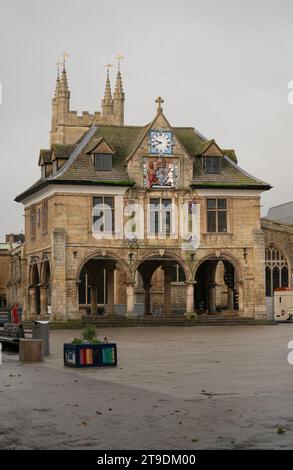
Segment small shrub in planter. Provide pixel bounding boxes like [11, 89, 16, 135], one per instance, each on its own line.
[64, 325, 117, 368]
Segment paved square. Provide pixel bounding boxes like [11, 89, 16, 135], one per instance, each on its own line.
[1, 324, 293, 449]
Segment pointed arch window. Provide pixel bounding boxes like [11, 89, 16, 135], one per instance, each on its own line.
[265, 244, 289, 296]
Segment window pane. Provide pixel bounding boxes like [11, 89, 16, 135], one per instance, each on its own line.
[163, 210, 171, 235]
[150, 198, 160, 208]
[93, 197, 103, 206]
[170, 264, 177, 282]
[94, 154, 112, 171]
[281, 266, 289, 287]
[265, 266, 271, 296]
[150, 210, 159, 234]
[207, 211, 216, 232]
[205, 156, 221, 173]
[104, 197, 114, 208]
[162, 198, 171, 207]
[218, 211, 227, 232]
[207, 199, 216, 209]
[178, 266, 185, 282]
[218, 199, 227, 209]
[273, 266, 280, 292]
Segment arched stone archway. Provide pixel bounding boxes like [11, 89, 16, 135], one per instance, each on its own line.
[76, 252, 130, 317]
[39, 259, 51, 317]
[28, 262, 41, 317]
[194, 253, 244, 315]
[133, 252, 190, 316]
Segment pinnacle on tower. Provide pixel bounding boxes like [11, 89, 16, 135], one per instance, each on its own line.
[60, 53, 70, 97]
[113, 54, 125, 125]
[102, 64, 114, 116]
[51, 53, 70, 135]
[54, 62, 61, 98]
[113, 69, 124, 99]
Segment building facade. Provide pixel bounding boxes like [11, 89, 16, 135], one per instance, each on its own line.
[15, 61, 273, 321]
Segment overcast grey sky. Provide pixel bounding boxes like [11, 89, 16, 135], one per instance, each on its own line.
[0, 0, 292, 239]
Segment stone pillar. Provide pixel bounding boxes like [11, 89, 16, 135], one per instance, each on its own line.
[51, 229, 67, 320]
[29, 287, 37, 318]
[90, 282, 97, 315]
[144, 283, 152, 315]
[185, 282, 195, 317]
[126, 282, 135, 317]
[163, 267, 172, 315]
[227, 287, 234, 311]
[106, 269, 115, 315]
[209, 282, 217, 314]
[40, 285, 47, 318]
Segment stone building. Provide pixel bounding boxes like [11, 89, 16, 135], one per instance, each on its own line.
[0, 242, 10, 307]
[15, 60, 274, 321]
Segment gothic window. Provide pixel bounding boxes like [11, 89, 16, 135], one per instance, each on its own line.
[94, 153, 112, 171]
[207, 198, 227, 233]
[93, 196, 115, 234]
[265, 244, 289, 296]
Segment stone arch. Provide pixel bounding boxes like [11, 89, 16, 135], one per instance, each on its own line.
[193, 251, 244, 314]
[132, 250, 191, 283]
[28, 260, 41, 317]
[76, 249, 131, 281]
[76, 250, 131, 316]
[132, 251, 191, 316]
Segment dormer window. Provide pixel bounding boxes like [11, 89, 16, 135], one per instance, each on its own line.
[204, 156, 221, 174]
[94, 153, 112, 171]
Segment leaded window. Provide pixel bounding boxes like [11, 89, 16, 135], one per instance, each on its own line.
[265, 244, 289, 296]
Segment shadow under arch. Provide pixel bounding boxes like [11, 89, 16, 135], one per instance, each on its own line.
[76, 250, 131, 316]
[132, 251, 191, 316]
[193, 251, 244, 314]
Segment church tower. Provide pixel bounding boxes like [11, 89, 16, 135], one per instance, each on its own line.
[50, 54, 126, 146]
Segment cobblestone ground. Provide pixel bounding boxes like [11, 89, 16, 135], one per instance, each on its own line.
[1, 325, 293, 449]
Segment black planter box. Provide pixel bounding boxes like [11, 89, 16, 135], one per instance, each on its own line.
[64, 343, 117, 368]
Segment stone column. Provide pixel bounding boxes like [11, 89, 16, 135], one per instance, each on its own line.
[40, 285, 47, 318]
[227, 287, 234, 311]
[163, 267, 172, 315]
[126, 282, 135, 317]
[185, 282, 195, 317]
[89, 277, 98, 315]
[209, 282, 217, 314]
[106, 268, 115, 315]
[29, 287, 37, 318]
[144, 283, 152, 315]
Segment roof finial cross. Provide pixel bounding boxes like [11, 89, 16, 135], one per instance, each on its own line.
[116, 54, 124, 72]
[62, 51, 69, 68]
[155, 96, 164, 111]
[105, 62, 113, 79]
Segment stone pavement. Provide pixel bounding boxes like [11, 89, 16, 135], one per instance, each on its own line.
[1, 324, 293, 449]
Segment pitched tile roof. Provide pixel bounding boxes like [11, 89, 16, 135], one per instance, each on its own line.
[16, 122, 271, 201]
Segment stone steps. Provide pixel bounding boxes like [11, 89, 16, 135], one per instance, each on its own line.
[21, 316, 275, 330]
[82, 315, 274, 327]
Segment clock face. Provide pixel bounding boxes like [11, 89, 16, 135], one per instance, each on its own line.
[150, 130, 173, 154]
